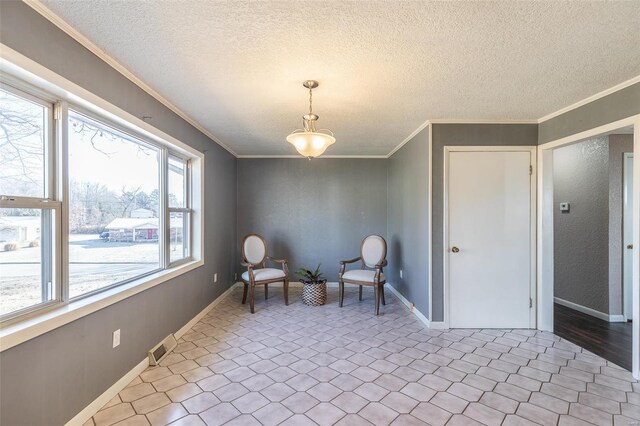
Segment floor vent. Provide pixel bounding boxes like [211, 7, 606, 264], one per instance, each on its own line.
[148, 334, 177, 366]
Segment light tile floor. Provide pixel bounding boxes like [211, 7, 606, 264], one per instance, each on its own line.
[87, 285, 640, 426]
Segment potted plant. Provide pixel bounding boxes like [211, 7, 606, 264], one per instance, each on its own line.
[297, 264, 327, 306]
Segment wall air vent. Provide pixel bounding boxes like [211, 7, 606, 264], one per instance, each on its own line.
[148, 334, 177, 366]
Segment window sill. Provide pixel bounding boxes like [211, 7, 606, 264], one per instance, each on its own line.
[0, 259, 203, 352]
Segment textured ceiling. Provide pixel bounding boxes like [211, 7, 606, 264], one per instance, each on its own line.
[41, 1, 640, 156]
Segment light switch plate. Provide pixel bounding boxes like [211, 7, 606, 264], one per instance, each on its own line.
[560, 202, 570, 213]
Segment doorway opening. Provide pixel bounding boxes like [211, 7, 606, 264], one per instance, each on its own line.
[538, 118, 639, 375]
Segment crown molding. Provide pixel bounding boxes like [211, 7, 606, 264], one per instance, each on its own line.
[237, 155, 388, 159]
[21, 0, 640, 159]
[388, 76, 640, 157]
[537, 74, 640, 124]
[23, 0, 238, 158]
[428, 119, 538, 124]
[387, 120, 432, 158]
[388, 71, 639, 156]
[386, 119, 537, 158]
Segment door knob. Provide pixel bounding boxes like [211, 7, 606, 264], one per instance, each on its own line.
[628, 244, 634, 250]
[451, 247, 460, 253]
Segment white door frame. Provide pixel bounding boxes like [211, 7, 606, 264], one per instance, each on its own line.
[443, 146, 537, 329]
[537, 114, 640, 379]
[624, 152, 635, 321]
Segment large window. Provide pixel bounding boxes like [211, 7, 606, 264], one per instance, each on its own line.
[68, 111, 161, 298]
[0, 77, 197, 323]
[0, 86, 58, 317]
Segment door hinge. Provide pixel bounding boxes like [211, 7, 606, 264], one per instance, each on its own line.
[529, 165, 533, 175]
[529, 298, 533, 308]
[53, 102, 62, 120]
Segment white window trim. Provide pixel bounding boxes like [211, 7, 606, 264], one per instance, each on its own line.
[0, 44, 205, 351]
[168, 154, 192, 267]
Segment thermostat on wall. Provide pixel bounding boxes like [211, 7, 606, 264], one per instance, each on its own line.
[559, 202, 570, 213]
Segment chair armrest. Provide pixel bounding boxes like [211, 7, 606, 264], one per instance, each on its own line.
[339, 256, 361, 276]
[267, 256, 289, 275]
[240, 261, 255, 282]
[373, 260, 387, 281]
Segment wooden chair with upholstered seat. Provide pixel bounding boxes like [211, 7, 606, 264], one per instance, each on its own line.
[240, 234, 289, 313]
[338, 234, 387, 315]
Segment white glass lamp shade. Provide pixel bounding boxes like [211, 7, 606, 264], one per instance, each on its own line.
[286, 132, 336, 158]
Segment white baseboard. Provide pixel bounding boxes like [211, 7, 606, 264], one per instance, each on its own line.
[428, 321, 448, 329]
[175, 282, 240, 338]
[66, 282, 238, 426]
[65, 358, 149, 426]
[384, 283, 430, 328]
[554, 297, 622, 322]
[610, 314, 627, 323]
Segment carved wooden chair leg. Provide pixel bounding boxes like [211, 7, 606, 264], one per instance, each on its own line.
[359, 285, 363, 301]
[242, 283, 248, 304]
[381, 284, 386, 305]
[374, 284, 380, 315]
[264, 284, 268, 300]
[249, 283, 255, 314]
[284, 279, 289, 305]
[339, 281, 344, 307]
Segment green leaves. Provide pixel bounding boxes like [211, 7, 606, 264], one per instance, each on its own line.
[296, 263, 324, 282]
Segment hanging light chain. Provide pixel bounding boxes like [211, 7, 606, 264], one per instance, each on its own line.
[308, 86, 313, 115]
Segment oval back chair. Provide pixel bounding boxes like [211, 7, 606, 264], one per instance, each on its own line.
[339, 234, 388, 315]
[240, 234, 289, 313]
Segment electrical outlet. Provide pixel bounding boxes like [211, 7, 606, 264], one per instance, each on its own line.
[113, 329, 121, 348]
[214, 273, 218, 283]
[400, 269, 403, 279]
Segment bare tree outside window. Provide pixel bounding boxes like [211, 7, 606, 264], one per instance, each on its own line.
[1, 77, 196, 321]
[67, 111, 161, 298]
[0, 88, 46, 199]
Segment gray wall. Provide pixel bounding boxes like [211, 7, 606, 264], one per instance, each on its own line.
[538, 82, 640, 145]
[237, 159, 387, 282]
[387, 127, 430, 316]
[431, 124, 538, 322]
[0, 3, 237, 425]
[553, 137, 610, 313]
[552, 135, 634, 316]
[609, 134, 634, 315]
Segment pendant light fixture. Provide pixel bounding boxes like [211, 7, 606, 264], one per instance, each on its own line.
[286, 80, 335, 158]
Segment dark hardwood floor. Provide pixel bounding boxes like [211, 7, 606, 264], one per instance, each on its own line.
[554, 303, 632, 370]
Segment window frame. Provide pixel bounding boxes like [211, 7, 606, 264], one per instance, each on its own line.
[65, 106, 167, 301]
[0, 63, 201, 327]
[167, 153, 192, 267]
[0, 82, 63, 321]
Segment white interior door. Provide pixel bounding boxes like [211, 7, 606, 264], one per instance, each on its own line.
[624, 153, 634, 321]
[447, 149, 533, 328]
